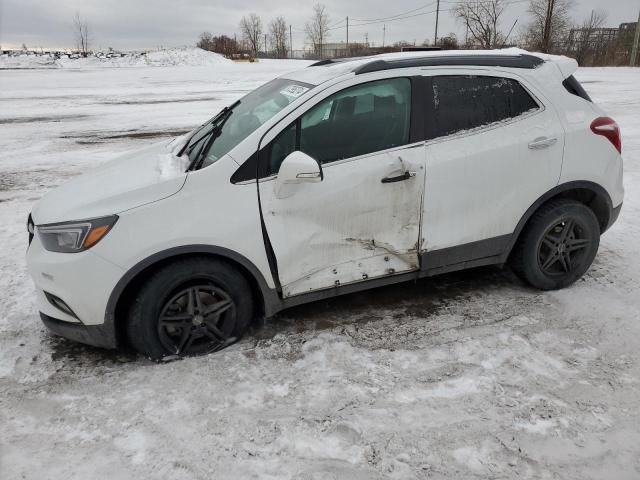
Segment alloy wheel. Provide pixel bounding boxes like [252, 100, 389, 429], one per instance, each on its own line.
[537, 217, 591, 276]
[157, 284, 237, 356]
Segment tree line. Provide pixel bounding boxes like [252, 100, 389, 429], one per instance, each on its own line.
[197, 3, 333, 59]
[196, 1, 638, 66]
[455, 0, 635, 66]
[65, 1, 637, 66]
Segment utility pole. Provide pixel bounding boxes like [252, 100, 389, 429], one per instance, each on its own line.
[434, 0, 440, 46]
[501, 19, 518, 48]
[290, 24, 293, 59]
[382, 24, 386, 48]
[346, 16, 349, 54]
[631, 10, 640, 66]
[264, 33, 267, 56]
[542, 0, 555, 53]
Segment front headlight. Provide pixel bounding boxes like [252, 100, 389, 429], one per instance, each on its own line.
[27, 213, 35, 246]
[37, 215, 118, 253]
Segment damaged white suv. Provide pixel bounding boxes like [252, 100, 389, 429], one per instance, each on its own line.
[27, 49, 624, 359]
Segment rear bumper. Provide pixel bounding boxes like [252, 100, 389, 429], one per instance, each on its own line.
[40, 312, 117, 349]
[604, 202, 622, 233]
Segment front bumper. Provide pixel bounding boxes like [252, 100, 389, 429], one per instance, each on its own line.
[27, 233, 124, 349]
[40, 312, 117, 349]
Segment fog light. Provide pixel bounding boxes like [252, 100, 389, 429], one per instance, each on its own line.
[44, 291, 78, 319]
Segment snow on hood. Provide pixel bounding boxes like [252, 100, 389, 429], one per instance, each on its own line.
[32, 139, 189, 225]
[159, 135, 191, 180]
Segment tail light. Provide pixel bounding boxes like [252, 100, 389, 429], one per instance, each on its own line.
[590, 117, 621, 154]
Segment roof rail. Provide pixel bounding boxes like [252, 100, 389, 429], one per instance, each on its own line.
[354, 54, 544, 75]
[307, 56, 369, 68]
[308, 59, 334, 67]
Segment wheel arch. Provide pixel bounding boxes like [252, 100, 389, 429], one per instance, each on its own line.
[105, 245, 281, 347]
[503, 180, 614, 262]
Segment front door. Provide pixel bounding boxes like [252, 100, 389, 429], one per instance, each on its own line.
[258, 77, 426, 298]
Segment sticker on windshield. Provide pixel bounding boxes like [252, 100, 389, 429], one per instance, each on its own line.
[280, 85, 310, 98]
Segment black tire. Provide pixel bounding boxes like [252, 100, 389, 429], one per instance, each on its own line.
[126, 257, 254, 360]
[511, 199, 600, 291]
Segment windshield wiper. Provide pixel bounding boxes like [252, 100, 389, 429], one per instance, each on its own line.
[179, 100, 240, 159]
[189, 100, 240, 171]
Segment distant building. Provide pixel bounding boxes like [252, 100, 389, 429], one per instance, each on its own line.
[296, 41, 371, 59]
[567, 22, 637, 50]
[565, 21, 638, 65]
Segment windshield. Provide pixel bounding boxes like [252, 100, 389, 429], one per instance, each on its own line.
[185, 78, 314, 170]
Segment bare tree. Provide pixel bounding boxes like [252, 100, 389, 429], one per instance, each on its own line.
[197, 32, 214, 51]
[305, 4, 330, 58]
[440, 33, 460, 50]
[454, 0, 506, 49]
[569, 9, 607, 65]
[240, 13, 263, 57]
[197, 32, 239, 57]
[525, 0, 573, 53]
[269, 16, 289, 58]
[73, 11, 90, 57]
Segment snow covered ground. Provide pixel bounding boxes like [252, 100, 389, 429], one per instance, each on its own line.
[1, 60, 639, 479]
[0, 47, 234, 69]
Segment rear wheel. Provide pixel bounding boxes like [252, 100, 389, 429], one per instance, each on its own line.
[511, 199, 600, 290]
[126, 257, 254, 360]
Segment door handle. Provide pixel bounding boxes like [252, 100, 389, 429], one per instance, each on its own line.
[528, 136, 558, 149]
[381, 171, 416, 183]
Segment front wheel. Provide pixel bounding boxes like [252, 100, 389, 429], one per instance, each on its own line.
[511, 199, 600, 290]
[126, 257, 254, 360]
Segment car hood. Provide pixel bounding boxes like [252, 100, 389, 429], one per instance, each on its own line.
[32, 139, 190, 225]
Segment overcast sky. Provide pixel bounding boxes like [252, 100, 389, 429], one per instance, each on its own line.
[0, 0, 638, 51]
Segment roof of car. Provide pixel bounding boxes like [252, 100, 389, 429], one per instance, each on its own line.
[283, 48, 576, 86]
[314, 52, 543, 74]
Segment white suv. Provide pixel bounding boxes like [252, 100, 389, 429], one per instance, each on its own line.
[27, 49, 624, 359]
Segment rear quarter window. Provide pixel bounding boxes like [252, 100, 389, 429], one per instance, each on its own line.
[429, 75, 540, 139]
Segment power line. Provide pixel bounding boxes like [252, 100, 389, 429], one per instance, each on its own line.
[296, 0, 531, 49]
[351, 2, 436, 23]
[345, 0, 528, 28]
[348, 8, 442, 27]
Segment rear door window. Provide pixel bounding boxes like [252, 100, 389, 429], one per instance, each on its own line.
[429, 76, 539, 139]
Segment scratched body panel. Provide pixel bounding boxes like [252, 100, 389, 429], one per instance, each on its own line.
[260, 144, 426, 298]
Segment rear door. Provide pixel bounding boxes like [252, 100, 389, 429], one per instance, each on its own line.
[258, 77, 426, 298]
[421, 71, 565, 254]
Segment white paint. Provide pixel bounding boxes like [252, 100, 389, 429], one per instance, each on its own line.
[274, 151, 323, 199]
[260, 145, 424, 297]
[421, 67, 565, 251]
[23, 50, 624, 327]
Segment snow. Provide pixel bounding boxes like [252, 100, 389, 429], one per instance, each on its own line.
[2, 59, 640, 479]
[0, 47, 233, 70]
[158, 136, 190, 180]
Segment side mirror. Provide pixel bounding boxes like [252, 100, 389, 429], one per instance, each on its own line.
[275, 151, 323, 198]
